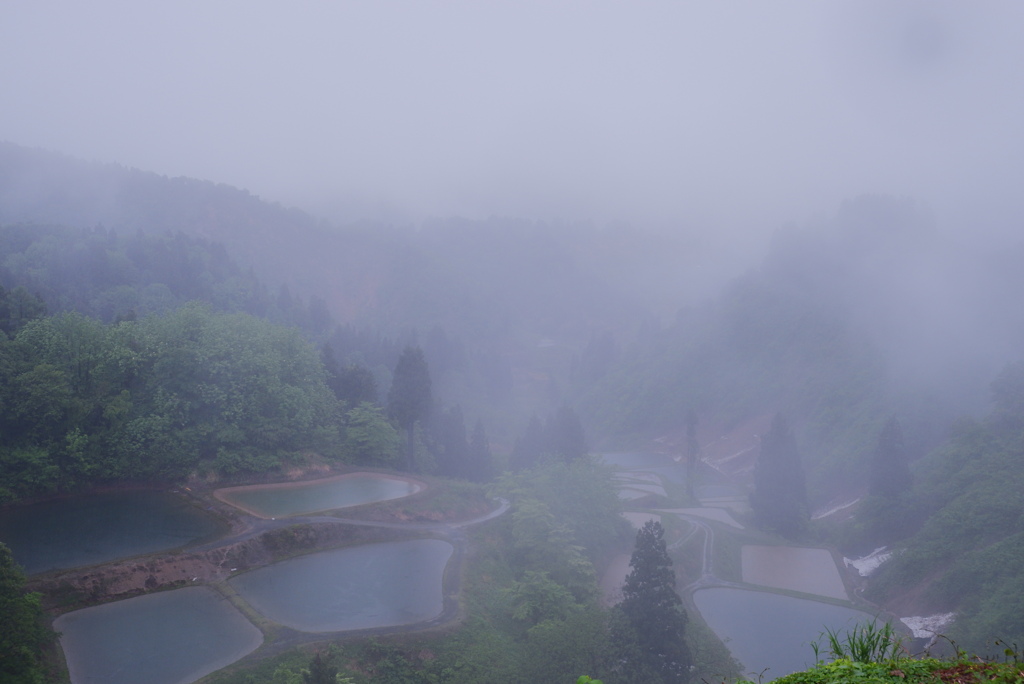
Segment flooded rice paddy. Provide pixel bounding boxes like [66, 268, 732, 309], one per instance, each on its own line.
[18, 471, 442, 683]
[694, 587, 876, 678]
[55, 586, 262, 684]
[602, 451, 876, 679]
[214, 472, 420, 518]
[742, 545, 848, 600]
[229, 539, 454, 632]
[0, 490, 225, 575]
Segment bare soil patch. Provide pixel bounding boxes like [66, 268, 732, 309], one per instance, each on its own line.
[32, 520, 411, 614]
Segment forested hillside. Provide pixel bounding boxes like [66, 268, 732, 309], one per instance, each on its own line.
[0, 143, 707, 447]
[861, 362, 1024, 653]
[582, 196, 1024, 501]
[0, 305, 345, 501]
[5, 141, 1024, 672]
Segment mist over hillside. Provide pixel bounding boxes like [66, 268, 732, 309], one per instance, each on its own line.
[5, 139, 1024, 674]
[5, 142, 1024, 490]
[4, 3, 1024, 678]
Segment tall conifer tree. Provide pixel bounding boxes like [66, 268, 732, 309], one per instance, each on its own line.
[750, 413, 808, 536]
[387, 345, 432, 470]
[618, 520, 691, 683]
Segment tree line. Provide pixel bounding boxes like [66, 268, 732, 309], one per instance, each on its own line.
[0, 300, 500, 503]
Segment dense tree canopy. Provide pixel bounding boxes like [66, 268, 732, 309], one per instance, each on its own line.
[0, 305, 345, 501]
[0, 542, 54, 684]
[865, 363, 1024, 652]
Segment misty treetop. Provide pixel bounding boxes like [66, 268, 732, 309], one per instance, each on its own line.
[750, 413, 809, 537]
[0, 223, 330, 333]
[0, 285, 46, 338]
[868, 416, 911, 498]
[387, 344, 433, 471]
[508, 404, 589, 471]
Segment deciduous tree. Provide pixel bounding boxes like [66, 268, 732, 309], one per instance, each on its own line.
[0, 542, 54, 684]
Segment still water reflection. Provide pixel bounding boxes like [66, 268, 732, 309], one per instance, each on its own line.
[693, 587, 876, 678]
[55, 586, 262, 684]
[0, 490, 224, 574]
[230, 539, 453, 632]
[215, 473, 419, 518]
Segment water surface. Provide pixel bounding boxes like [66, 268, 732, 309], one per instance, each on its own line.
[55, 586, 262, 684]
[215, 473, 419, 518]
[0, 490, 225, 574]
[230, 539, 453, 632]
[693, 587, 876, 678]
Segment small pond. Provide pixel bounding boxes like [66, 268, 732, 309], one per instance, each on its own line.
[693, 587, 877, 679]
[0, 490, 225, 575]
[54, 586, 262, 684]
[230, 539, 453, 632]
[215, 472, 420, 518]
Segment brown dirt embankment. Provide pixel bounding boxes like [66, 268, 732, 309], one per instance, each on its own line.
[28, 473, 495, 615]
[30, 520, 412, 614]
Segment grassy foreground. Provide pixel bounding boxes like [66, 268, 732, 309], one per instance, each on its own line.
[739, 623, 1023, 684]
[754, 656, 1023, 683]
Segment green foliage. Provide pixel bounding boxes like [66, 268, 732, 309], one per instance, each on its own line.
[0, 285, 46, 338]
[813, 621, 906, 664]
[864, 362, 1024, 654]
[504, 570, 578, 625]
[494, 458, 630, 562]
[0, 224, 276, 324]
[757, 656, 1024, 684]
[0, 543, 55, 684]
[300, 651, 350, 684]
[0, 304, 344, 499]
[344, 402, 401, 466]
[614, 519, 691, 684]
[520, 609, 611, 683]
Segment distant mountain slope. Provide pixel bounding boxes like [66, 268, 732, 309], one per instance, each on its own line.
[0, 142, 694, 346]
[0, 142, 717, 440]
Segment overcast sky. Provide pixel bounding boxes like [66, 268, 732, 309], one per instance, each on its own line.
[3, 1, 1023, 237]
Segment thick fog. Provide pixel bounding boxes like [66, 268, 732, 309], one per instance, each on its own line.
[3, 1, 1024, 248]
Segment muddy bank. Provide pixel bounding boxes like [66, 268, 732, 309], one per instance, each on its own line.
[30, 521, 413, 614]
[26, 470, 494, 617]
